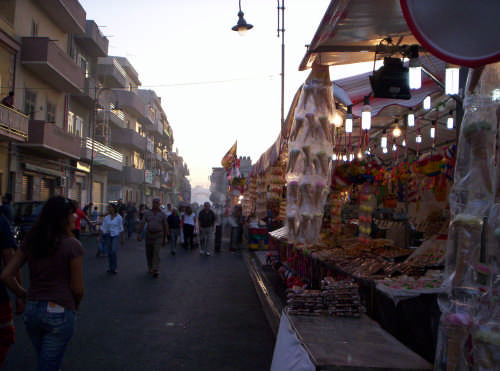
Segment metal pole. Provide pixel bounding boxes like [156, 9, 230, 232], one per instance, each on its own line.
[278, 0, 285, 136]
[89, 88, 97, 205]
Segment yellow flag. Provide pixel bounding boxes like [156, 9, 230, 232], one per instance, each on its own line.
[221, 141, 237, 169]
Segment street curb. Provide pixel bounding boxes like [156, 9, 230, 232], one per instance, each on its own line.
[243, 250, 282, 337]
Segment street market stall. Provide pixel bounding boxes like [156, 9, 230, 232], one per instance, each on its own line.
[252, 1, 499, 370]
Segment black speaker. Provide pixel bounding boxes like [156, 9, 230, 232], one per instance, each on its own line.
[369, 57, 411, 100]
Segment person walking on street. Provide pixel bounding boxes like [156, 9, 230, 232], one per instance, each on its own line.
[163, 203, 172, 217]
[124, 201, 137, 239]
[117, 199, 127, 218]
[230, 205, 245, 252]
[0, 207, 23, 367]
[166, 208, 180, 255]
[137, 199, 168, 278]
[1, 196, 84, 371]
[71, 200, 93, 240]
[182, 206, 196, 250]
[198, 202, 216, 256]
[99, 204, 124, 274]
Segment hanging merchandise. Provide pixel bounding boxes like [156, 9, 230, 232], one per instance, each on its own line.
[435, 62, 500, 370]
[286, 63, 334, 245]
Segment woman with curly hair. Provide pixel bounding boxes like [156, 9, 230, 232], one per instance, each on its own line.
[1, 196, 84, 370]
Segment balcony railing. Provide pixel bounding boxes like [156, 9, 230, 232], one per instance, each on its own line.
[21, 37, 84, 94]
[27, 120, 81, 159]
[81, 137, 123, 171]
[96, 107, 127, 130]
[32, 0, 85, 33]
[0, 105, 29, 142]
[74, 20, 108, 57]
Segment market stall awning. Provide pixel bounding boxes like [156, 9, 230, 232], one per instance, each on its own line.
[300, 0, 420, 70]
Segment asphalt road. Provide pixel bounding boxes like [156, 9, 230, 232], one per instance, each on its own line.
[3, 234, 275, 370]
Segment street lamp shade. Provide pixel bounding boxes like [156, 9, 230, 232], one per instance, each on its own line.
[232, 11, 253, 35]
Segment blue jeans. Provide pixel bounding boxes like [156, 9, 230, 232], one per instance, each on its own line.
[169, 228, 179, 252]
[98, 234, 108, 255]
[106, 235, 119, 271]
[24, 301, 75, 371]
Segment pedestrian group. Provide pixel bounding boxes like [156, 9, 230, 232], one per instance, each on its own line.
[0, 194, 224, 369]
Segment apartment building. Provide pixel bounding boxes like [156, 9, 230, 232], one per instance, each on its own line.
[0, 0, 190, 207]
[0, 0, 86, 202]
[137, 89, 174, 205]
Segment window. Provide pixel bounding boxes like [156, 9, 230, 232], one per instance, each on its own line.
[133, 152, 143, 169]
[46, 101, 56, 123]
[24, 89, 36, 118]
[67, 112, 74, 133]
[0, 0, 16, 25]
[79, 56, 89, 78]
[67, 112, 83, 137]
[31, 20, 39, 36]
[75, 116, 83, 137]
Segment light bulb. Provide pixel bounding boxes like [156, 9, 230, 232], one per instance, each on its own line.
[332, 154, 337, 160]
[402, 139, 406, 147]
[416, 134, 422, 143]
[445, 65, 460, 95]
[392, 125, 402, 138]
[423, 96, 431, 110]
[349, 153, 354, 162]
[334, 113, 342, 127]
[361, 108, 371, 130]
[409, 65, 421, 90]
[382, 147, 388, 154]
[361, 97, 371, 130]
[343, 155, 347, 161]
[447, 112, 454, 129]
[381, 135, 387, 149]
[357, 151, 363, 159]
[407, 112, 415, 127]
[345, 115, 353, 133]
[392, 144, 397, 151]
[430, 126, 435, 138]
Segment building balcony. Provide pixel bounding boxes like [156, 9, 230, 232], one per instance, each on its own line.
[96, 108, 127, 130]
[26, 120, 81, 159]
[111, 128, 146, 152]
[154, 122, 163, 135]
[96, 57, 127, 88]
[80, 137, 123, 171]
[33, 0, 85, 33]
[21, 37, 84, 94]
[72, 76, 96, 106]
[108, 166, 144, 185]
[74, 20, 108, 57]
[113, 90, 152, 127]
[0, 104, 29, 142]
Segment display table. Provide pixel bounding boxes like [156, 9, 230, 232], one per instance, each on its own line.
[248, 227, 269, 249]
[271, 312, 432, 370]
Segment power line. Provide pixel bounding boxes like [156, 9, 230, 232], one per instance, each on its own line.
[0, 74, 280, 93]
